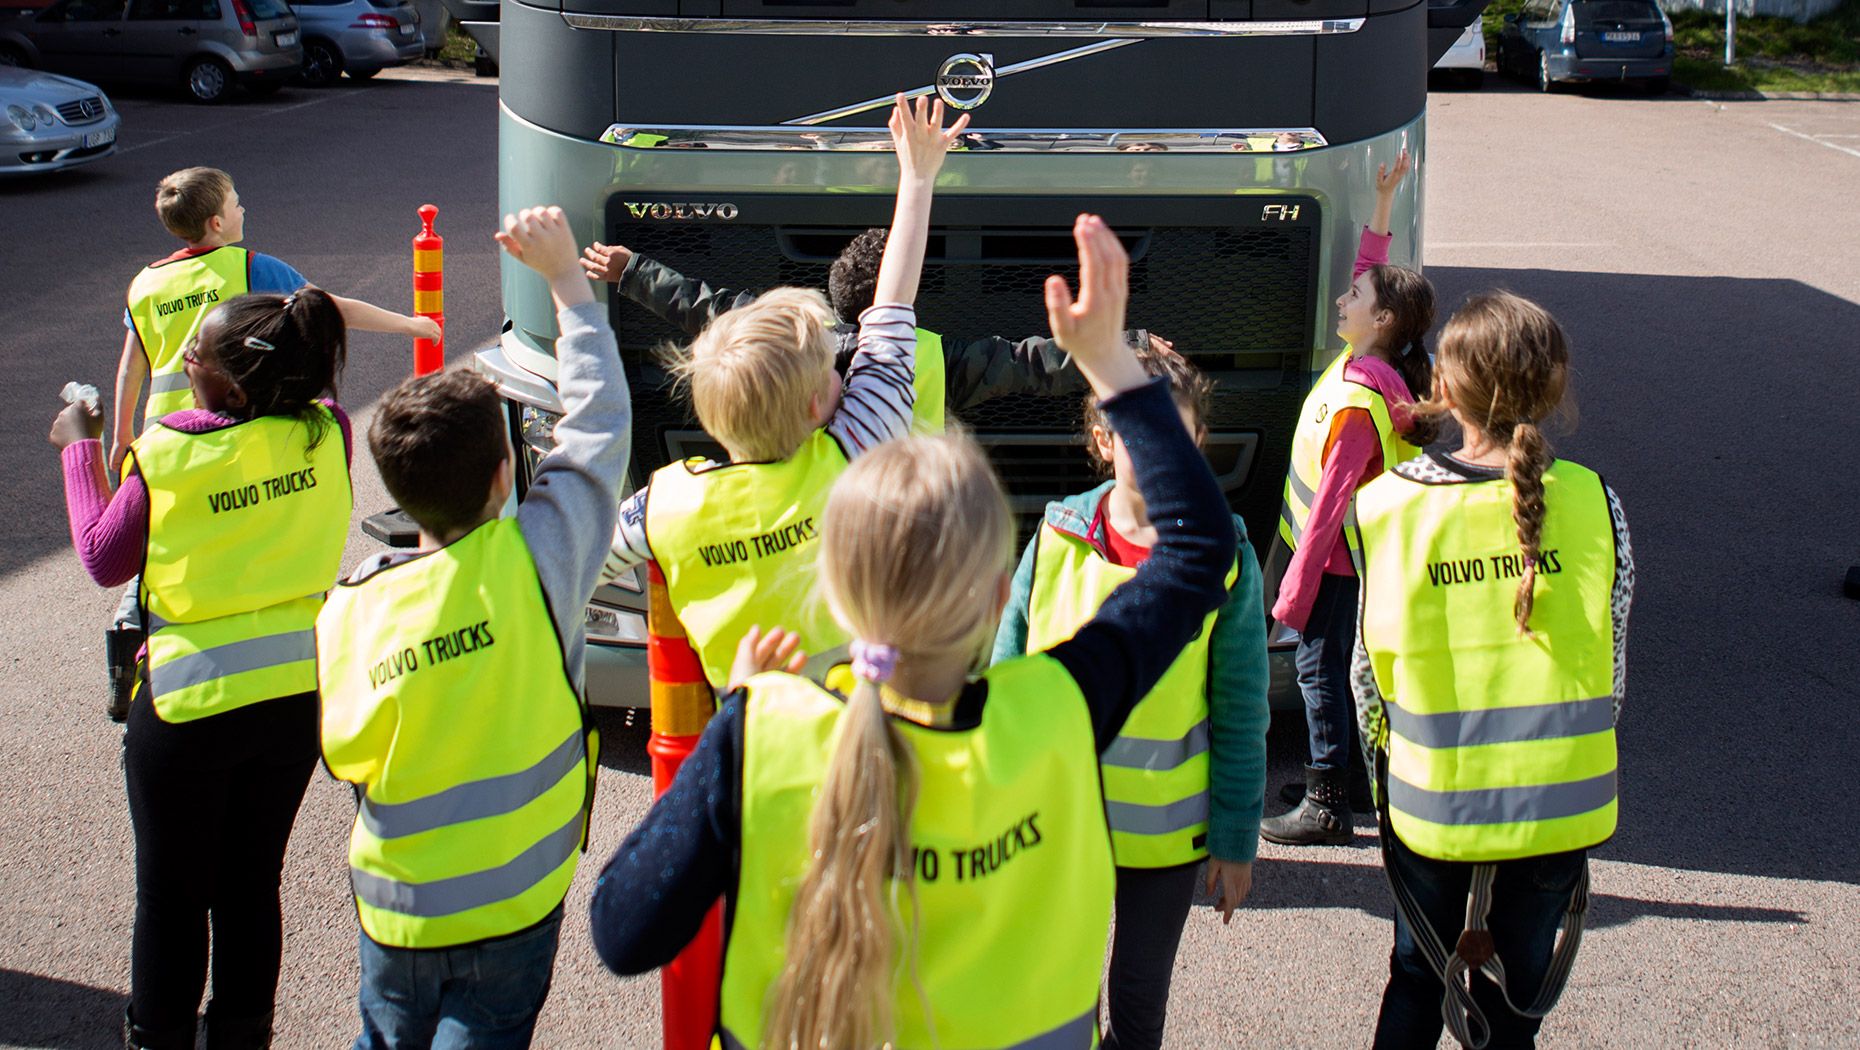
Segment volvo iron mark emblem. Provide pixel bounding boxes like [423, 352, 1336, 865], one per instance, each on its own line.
[621, 202, 739, 221]
[935, 53, 995, 111]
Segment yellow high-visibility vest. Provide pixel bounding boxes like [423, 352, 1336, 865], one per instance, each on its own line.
[1354, 460, 1617, 863]
[913, 327, 946, 433]
[1278, 349, 1418, 553]
[720, 656, 1112, 1050]
[642, 428, 849, 690]
[126, 246, 251, 422]
[318, 518, 597, 949]
[133, 406, 350, 722]
[1024, 517, 1238, 868]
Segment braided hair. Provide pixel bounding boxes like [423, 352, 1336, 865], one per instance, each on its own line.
[195, 289, 348, 452]
[1422, 292, 1571, 632]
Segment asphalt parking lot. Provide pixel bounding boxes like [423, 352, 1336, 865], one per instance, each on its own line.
[1, 72, 1857, 1048]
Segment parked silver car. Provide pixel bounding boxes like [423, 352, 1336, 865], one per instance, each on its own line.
[0, 64, 117, 173]
[291, 0, 420, 87]
[0, 0, 301, 104]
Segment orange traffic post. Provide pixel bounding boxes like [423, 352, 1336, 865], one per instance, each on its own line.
[645, 562, 723, 1050]
[412, 204, 445, 375]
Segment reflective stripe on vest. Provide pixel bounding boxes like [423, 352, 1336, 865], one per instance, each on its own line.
[134, 408, 350, 722]
[125, 247, 251, 421]
[913, 327, 946, 434]
[1278, 348, 1418, 553]
[643, 428, 849, 690]
[721, 657, 1112, 1050]
[1355, 460, 1618, 863]
[317, 518, 596, 949]
[1022, 510, 1237, 868]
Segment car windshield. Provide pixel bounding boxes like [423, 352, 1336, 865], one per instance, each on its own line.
[247, 0, 289, 17]
[1577, 1, 1661, 24]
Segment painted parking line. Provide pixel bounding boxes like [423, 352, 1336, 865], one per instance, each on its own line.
[117, 91, 351, 155]
[1768, 123, 1860, 160]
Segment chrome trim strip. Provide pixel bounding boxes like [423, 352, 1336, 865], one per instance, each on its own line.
[559, 15, 1367, 38]
[787, 38, 1135, 125]
[598, 124, 1328, 154]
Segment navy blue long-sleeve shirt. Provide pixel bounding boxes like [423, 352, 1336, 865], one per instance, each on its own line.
[588, 376, 1235, 975]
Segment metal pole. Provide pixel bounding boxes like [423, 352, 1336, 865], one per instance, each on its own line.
[1725, 0, 1736, 67]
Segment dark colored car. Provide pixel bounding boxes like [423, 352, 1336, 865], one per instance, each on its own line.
[291, 0, 421, 87]
[1497, 0, 1674, 94]
[0, 0, 301, 103]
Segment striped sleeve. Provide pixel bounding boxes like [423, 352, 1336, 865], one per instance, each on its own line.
[600, 486, 654, 584]
[1606, 484, 1634, 724]
[827, 302, 916, 458]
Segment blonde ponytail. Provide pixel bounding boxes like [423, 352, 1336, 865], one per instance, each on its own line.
[1507, 421, 1551, 632]
[765, 432, 1015, 1049]
[764, 677, 917, 1050]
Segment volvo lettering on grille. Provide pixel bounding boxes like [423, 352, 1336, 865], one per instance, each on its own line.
[935, 53, 995, 111]
[622, 202, 739, 221]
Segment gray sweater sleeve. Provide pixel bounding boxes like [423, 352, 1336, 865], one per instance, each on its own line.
[516, 301, 632, 688]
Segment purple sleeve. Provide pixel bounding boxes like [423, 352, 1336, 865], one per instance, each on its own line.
[324, 400, 354, 466]
[1271, 412, 1378, 633]
[62, 440, 148, 587]
[1354, 227, 1393, 281]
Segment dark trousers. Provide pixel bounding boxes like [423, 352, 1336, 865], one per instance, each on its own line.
[124, 691, 319, 1033]
[1374, 830, 1588, 1050]
[1295, 572, 1360, 772]
[1101, 862, 1200, 1050]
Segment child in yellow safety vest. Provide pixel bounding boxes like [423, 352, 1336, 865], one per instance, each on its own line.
[103, 167, 438, 720]
[1263, 149, 1439, 846]
[991, 341, 1269, 1050]
[53, 289, 355, 1049]
[590, 214, 1237, 1050]
[597, 95, 969, 694]
[1351, 292, 1633, 1049]
[314, 206, 630, 1047]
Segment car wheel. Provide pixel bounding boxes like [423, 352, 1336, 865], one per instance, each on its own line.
[1537, 51, 1558, 93]
[1643, 75, 1670, 95]
[346, 66, 379, 80]
[183, 57, 232, 104]
[301, 39, 342, 87]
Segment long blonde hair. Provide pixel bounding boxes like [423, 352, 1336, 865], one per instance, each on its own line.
[668, 287, 837, 462]
[1419, 291, 1571, 632]
[763, 433, 1015, 1050]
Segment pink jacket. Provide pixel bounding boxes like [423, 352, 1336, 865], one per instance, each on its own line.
[1271, 229, 1420, 633]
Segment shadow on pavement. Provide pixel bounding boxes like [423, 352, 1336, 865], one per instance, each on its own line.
[1205, 858, 1809, 930]
[594, 706, 653, 777]
[1263, 269, 1860, 888]
[0, 967, 125, 1049]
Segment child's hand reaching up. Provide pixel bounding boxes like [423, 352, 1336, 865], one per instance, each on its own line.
[1370, 148, 1412, 237]
[496, 206, 594, 310]
[1045, 214, 1147, 399]
[889, 93, 970, 186]
[728, 625, 808, 692]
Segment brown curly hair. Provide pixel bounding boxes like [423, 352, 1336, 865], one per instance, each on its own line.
[1082, 338, 1211, 475]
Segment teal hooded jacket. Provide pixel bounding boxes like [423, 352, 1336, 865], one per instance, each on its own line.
[992, 480, 1270, 864]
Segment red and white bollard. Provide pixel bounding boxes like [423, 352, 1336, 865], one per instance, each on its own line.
[412, 204, 444, 376]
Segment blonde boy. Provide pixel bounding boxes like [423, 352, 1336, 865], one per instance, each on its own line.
[600, 96, 967, 691]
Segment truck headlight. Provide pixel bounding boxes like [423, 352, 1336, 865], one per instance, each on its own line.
[584, 600, 646, 645]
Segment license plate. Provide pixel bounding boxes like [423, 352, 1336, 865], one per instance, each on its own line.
[275, 30, 298, 45]
[84, 126, 115, 148]
[1602, 31, 1639, 42]
[398, 23, 415, 34]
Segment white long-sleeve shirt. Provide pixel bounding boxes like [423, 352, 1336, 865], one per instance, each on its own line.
[600, 302, 917, 581]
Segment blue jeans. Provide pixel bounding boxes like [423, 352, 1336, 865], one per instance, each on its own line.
[1373, 831, 1588, 1050]
[1294, 572, 1359, 771]
[355, 907, 563, 1050]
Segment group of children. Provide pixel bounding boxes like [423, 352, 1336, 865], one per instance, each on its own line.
[54, 93, 1632, 1050]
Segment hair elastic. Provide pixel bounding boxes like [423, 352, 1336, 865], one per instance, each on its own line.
[849, 640, 899, 684]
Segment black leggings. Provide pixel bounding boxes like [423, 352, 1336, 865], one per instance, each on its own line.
[1102, 862, 1201, 1050]
[124, 690, 319, 1032]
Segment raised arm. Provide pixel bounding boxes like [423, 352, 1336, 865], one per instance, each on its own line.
[1369, 147, 1410, 239]
[872, 94, 968, 310]
[327, 293, 443, 344]
[585, 246, 761, 338]
[1041, 216, 1236, 749]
